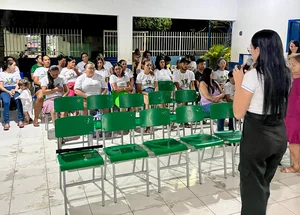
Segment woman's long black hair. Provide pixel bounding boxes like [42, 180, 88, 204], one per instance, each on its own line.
[201, 67, 220, 94]
[47, 65, 59, 89]
[251, 29, 291, 119]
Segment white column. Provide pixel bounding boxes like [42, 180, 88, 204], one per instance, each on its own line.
[117, 14, 133, 65]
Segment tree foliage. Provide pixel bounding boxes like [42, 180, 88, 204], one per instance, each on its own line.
[133, 17, 172, 31]
[201, 44, 231, 69]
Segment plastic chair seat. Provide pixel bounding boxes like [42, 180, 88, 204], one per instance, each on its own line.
[170, 114, 176, 122]
[135, 117, 140, 126]
[57, 149, 104, 171]
[94, 120, 102, 130]
[213, 130, 242, 143]
[143, 138, 188, 156]
[104, 144, 149, 163]
[180, 134, 224, 149]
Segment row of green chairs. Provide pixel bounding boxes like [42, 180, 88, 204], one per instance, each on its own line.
[55, 103, 242, 214]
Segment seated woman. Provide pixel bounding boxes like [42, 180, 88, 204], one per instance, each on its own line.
[60, 56, 82, 96]
[119, 59, 135, 93]
[74, 62, 108, 115]
[33, 55, 51, 127]
[199, 67, 225, 128]
[136, 60, 158, 110]
[0, 61, 24, 130]
[109, 63, 132, 107]
[41, 65, 69, 124]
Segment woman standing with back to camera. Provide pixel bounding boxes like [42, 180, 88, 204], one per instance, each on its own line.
[233, 29, 291, 215]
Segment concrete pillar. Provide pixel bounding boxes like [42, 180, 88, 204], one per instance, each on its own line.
[117, 14, 133, 66]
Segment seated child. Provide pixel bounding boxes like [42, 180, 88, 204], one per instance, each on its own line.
[16, 79, 33, 124]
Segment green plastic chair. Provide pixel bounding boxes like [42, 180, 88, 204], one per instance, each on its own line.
[158, 81, 175, 91]
[175, 90, 197, 104]
[176, 105, 227, 184]
[140, 108, 190, 193]
[86, 94, 114, 144]
[119, 93, 144, 126]
[210, 102, 241, 176]
[112, 91, 128, 107]
[101, 111, 149, 203]
[55, 116, 105, 215]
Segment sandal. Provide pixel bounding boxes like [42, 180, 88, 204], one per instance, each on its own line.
[280, 166, 299, 173]
[33, 120, 40, 127]
[18, 122, 24, 128]
[3, 124, 10, 131]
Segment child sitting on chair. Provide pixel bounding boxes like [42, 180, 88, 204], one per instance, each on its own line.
[16, 79, 33, 124]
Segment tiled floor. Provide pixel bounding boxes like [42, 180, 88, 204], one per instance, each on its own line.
[1, 116, 300, 215]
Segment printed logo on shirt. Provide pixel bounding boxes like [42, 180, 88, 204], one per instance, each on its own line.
[182, 79, 189, 87]
[145, 80, 151, 85]
[5, 78, 13, 85]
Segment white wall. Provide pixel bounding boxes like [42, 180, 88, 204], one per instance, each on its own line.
[231, 0, 300, 62]
[1, 0, 237, 20]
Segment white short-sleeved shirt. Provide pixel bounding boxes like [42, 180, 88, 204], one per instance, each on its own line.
[125, 68, 134, 79]
[109, 75, 130, 88]
[0, 71, 21, 87]
[173, 70, 195, 90]
[77, 61, 86, 73]
[155, 69, 172, 81]
[241, 69, 264, 114]
[136, 71, 157, 90]
[224, 82, 235, 100]
[104, 61, 113, 71]
[213, 70, 229, 85]
[75, 73, 107, 96]
[33, 67, 49, 80]
[40, 76, 65, 99]
[60, 68, 78, 83]
[95, 69, 110, 80]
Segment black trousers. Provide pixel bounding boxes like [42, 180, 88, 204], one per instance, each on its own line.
[239, 112, 287, 215]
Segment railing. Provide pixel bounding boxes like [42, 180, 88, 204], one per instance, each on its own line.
[4, 28, 83, 58]
[103, 30, 231, 57]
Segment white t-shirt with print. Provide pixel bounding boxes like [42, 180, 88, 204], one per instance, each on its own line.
[40, 76, 65, 99]
[109, 75, 130, 88]
[173, 70, 195, 90]
[125, 68, 134, 79]
[155, 69, 172, 81]
[75, 73, 107, 96]
[241, 69, 264, 114]
[60, 68, 78, 83]
[136, 71, 157, 90]
[33, 67, 49, 80]
[224, 82, 235, 100]
[213, 70, 229, 85]
[96, 69, 110, 80]
[0, 71, 21, 87]
[104, 61, 113, 71]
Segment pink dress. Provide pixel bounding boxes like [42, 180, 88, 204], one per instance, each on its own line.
[285, 78, 300, 144]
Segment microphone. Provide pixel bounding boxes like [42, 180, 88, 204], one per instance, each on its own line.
[238, 57, 254, 72]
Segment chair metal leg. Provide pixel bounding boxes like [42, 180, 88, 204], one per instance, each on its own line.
[63, 172, 68, 215]
[178, 153, 182, 165]
[142, 158, 145, 171]
[211, 146, 216, 158]
[133, 160, 136, 173]
[96, 130, 99, 145]
[101, 166, 105, 206]
[59, 170, 62, 189]
[45, 115, 48, 131]
[197, 150, 202, 184]
[146, 158, 150, 197]
[167, 155, 171, 166]
[92, 168, 95, 180]
[157, 157, 161, 193]
[186, 151, 190, 188]
[222, 145, 227, 179]
[112, 163, 117, 203]
[104, 155, 107, 180]
[231, 144, 235, 177]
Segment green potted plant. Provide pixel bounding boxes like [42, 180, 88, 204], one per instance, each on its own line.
[201, 44, 231, 69]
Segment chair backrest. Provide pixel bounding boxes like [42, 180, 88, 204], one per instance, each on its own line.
[210, 102, 234, 120]
[119, 93, 144, 108]
[54, 96, 84, 113]
[140, 108, 170, 128]
[158, 81, 175, 91]
[175, 90, 197, 103]
[148, 91, 172, 105]
[101, 111, 136, 132]
[55, 116, 94, 138]
[87, 94, 114, 110]
[176, 105, 204, 124]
